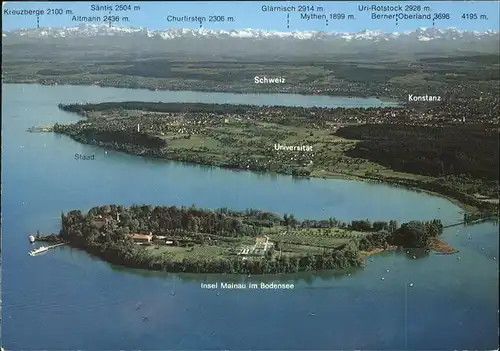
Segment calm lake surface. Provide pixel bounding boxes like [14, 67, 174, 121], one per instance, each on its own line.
[1, 84, 498, 350]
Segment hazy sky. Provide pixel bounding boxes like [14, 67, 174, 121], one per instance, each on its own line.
[2, 1, 499, 32]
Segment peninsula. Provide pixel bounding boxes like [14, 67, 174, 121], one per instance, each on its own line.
[52, 102, 499, 213]
[46, 204, 448, 274]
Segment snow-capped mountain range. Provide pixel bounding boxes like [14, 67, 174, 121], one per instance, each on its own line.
[3, 24, 499, 42]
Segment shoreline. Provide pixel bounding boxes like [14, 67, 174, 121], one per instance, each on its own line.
[35, 221, 485, 274]
[51, 100, 497, 215]
[39, 205, 456, 275]
[311, 170, 480, 213]
[429, 238, 458, 255]
[360, 246, 398, 257]
[62, 137, 487, 214]
[28, 87, 497, 214]
[3, 81, 403, 103]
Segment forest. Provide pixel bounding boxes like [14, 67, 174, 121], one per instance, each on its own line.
[58, 102, 256, 115]
[54, 204, 445, 274]
[335, 124, 499, 181]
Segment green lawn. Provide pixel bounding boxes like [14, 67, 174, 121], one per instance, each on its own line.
[145, 244, 234, 261]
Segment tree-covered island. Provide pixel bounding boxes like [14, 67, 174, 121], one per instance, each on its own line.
[46, 204, 448, 274]
[52, 102, 499, 214]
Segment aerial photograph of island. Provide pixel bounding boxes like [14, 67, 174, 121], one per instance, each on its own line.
[1, 1, 499, 350]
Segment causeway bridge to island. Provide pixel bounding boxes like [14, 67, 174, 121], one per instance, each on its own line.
[443, 218, 495, 229]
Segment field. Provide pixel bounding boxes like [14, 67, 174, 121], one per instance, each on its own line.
[266, 227, 363, 247]
[267, 227, 364, 258]
[162, 119, 429, 182]
[5, 51, 498, 98]
[82, 108, 405, 180]
[145, 245, 232, 261]
[54, 98, 499, 213]
[144, 227, 364, 262]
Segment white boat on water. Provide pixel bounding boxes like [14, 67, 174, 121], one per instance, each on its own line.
[29, 246, 49, 256]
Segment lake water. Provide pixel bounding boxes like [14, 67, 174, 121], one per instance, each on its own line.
[1, 84, 498, 350]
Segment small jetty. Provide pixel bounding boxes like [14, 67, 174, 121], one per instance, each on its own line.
[28, 243, 66, 256]
[27, 126, 53, 133]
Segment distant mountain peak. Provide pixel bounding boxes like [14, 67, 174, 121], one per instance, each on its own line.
[3, 24, 499, 42]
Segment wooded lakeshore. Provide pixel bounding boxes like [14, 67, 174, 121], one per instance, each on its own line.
[53, 102, 499, 212]
[42, 204, 449, 274]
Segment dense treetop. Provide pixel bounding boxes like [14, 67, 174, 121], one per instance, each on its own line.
[336, 124, 499, 181]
